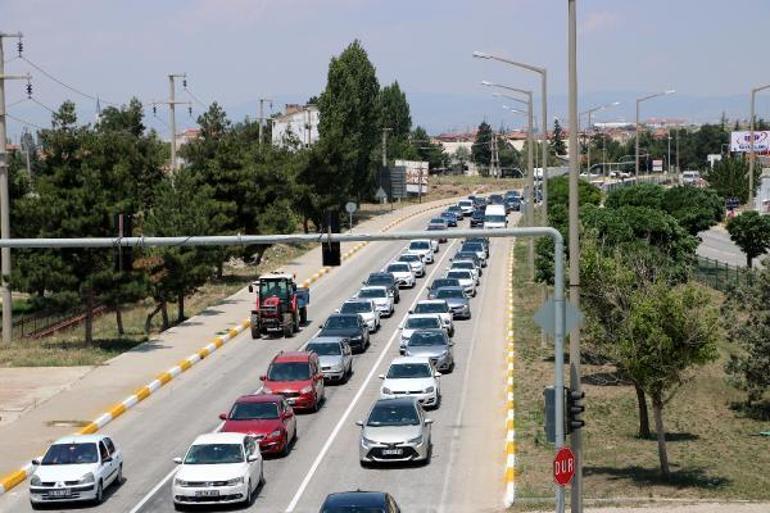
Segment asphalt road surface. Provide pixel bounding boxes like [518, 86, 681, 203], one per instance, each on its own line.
[0, 209, 515, 513]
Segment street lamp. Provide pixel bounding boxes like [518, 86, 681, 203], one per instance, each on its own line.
[635, 89, 675, 177]
[579, 101, 620, 175]
[749, 83, 770, 209]
[474, 51, 549, 221]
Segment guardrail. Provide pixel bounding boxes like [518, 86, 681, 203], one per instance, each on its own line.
[0, 305, 107, 340]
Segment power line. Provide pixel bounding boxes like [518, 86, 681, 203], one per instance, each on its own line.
[28, 96, 57, 115]
[5, 97, 29, 109]
[184, 86, 208, 109]
[5, 113, 46, 131]
[19, 55, 121, 106]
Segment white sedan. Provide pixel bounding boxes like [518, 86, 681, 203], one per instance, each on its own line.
[379, 356, 442, 408]
[339, 298, 381, 331]
[172, 432, 263, 509]
[384, 262, 416, 288]
[445, 269, 477, 297]
[29, 434, 123, 508]
[407, 240, 435, 263]
[356, 286, 395, 317]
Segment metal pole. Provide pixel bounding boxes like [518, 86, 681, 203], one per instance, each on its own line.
[567, 1, 582, 512]
[258, 99, 264, 146]
[0, 36, 11, 345]
[526, 93, 535, 280]
[169, 75, 177, 172]
[587, 110, 592, 174]
[635, 98, 640, 178]
[541, 71, 549, 224]
[667, 126, 671, 174]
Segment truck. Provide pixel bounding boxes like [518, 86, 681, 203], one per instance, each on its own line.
[248, 272, 310, 339]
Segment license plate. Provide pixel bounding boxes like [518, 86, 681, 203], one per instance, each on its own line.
[382, 448, 403, 456]
[49, 489, 71, 497]
[195, 490, 220, 497]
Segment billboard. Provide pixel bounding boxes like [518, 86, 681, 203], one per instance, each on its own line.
[394, 159, 429, 194]
[652, 159, 664, 172]
[730, 131, 770, 153]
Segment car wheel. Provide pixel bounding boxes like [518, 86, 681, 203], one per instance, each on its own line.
[116, 463, 124, 486]
[244, 479, 253, 505]
[259, 465, 265, 487]
[281, 434, 291, 457]
[360, 459, 372, 469]
[423, 443, 433, 466]
[94, 480, 104, 505]
[251, 325, 261, 339]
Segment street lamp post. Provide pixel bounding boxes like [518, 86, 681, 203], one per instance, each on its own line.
[473, 52, 549, 223]
[749, 84, 770, 209]
[579, 102, 620, 176]
[635, 89, 675, 177]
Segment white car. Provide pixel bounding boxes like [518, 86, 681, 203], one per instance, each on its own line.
[398, 252, 426, 277]
[29, 434, 123, 508]
[445, 269, 476, 297]
[412, 299, 455, 337]
[379, 356, 442, 408]
[399, 313, 445, 353]
[356, 286, 395, 317]
[458, 199, 475, 216]
[450, 260, 480, 285]
[173, 432, 263, 509]
[339, 298, 381, 332]
[407, 240, 435, 263]
[384, 262, 416, 288]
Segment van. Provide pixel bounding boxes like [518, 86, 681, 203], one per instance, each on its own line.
[483, 204, 507, 229]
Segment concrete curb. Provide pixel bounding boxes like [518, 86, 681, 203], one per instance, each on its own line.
[503, 243, 516, 507]
[0, 198, 458, 497]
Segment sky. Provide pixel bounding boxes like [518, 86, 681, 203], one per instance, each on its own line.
[3, 0, 770, 140]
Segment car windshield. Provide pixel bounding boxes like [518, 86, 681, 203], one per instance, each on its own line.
[267, 362, 311, 381]
[436, 288, 464, 299]
[387, 264, 410, 273]
[229, 402, 279, 420]
[431, 279, 459, 290]
[415, 302, 447, 314]
[405, 317, 441, 329]
[447, 271, 471, 280]
[307, 342, 342, 356]
[485, 215, 506, 223]
[367, 403, 420, 426]
[409, 242, 430, 250]
[341, 302, 371, 314]
[472, 211, 484, 218]
[359, 288, 386, 298]
[184, 443, 244, 464]
[41, 443, 99, 465]
[427, 225, 443, 231]
[325, 316, 359, 329]
[453, 262, 474, 270]
[462, 243, 483, 251]
[399, 254, 419, 262]
[430, 218, 445, 224]
[366, 275, 392, 286]
[387, 363, 433, 379]
[322, 507, 384, 513]
[409, 331, 447, 347]
[440, 212, 454, 218]
[448, 206, 462, 212]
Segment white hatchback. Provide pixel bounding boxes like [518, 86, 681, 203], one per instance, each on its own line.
[172, 432, 263, 509]
[29, 434, 123, 508]
[385, 262, 416, 288]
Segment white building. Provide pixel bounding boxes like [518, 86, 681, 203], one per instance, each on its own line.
[272, 104, 319, 149]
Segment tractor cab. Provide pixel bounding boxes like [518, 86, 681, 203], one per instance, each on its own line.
[248, 272, 310, 339]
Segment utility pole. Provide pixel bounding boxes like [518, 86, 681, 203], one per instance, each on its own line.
[567, 1, 581, 512]
[0, 32, 27, 346]
[749, 84, 770, 209]
[382, 127, 392, 209]
[258, 98, 273, 146]
[635, 90, 675, 178]
[163, 73, 188, 172]
[667, 126, 672, 174]
[490, 130, 500, 179]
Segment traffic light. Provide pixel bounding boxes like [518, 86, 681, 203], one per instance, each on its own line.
[566, 388, 586, 433]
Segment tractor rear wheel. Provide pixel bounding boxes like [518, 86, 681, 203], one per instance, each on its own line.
[300, 306, 308, 325]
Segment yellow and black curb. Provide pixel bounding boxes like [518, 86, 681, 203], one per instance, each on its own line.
[504, 243, 516, 507]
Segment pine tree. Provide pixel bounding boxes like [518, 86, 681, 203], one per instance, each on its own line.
[550, 118, 567, 157]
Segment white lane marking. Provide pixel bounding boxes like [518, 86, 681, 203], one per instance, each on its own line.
[436, 239, 494, 513]
[126, 466, 178, 513]
[284, 239, 459, 513]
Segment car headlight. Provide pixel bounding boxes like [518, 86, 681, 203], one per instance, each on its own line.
[407, 435, 424, 445]
[425, 386, 435, 394]
[440, 350, 449, 357]
[268, 429, 283, 439]
[352, 334, 363, 340]
[261, 386, 272, 394]
[78, 472, 95, 484]
[361, 436, 377, 446]
[382, 387, 392, 395]
[30, 475, 41, 486]
[174, 478, 187, 486]
[224, 477, 244, 486]
[300, 385, 313, 394]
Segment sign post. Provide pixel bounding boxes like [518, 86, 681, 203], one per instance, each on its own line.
[345, 201, 357, 230]
[553, 447, 576, 487]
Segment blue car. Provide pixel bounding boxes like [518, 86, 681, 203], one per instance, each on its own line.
[439, 211, 459, 227]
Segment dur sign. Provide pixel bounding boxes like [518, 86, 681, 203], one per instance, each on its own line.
[730, 131, 770, 153]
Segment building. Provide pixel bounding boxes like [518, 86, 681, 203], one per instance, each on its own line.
[272, 104, 320, 149]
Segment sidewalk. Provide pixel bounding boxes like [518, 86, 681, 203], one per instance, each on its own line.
[0, 196, 457, 479]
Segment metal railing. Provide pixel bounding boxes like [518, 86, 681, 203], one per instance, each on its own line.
[694, 255, 755, 291]
[0, 304, 107, 340]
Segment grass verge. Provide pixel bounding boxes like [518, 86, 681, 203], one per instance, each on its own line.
[512, 239, 770, 507]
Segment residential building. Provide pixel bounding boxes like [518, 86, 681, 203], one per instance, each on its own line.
[272, 104, 319, 149]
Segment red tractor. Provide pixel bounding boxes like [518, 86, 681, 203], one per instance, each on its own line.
[248, 272, 310, 339]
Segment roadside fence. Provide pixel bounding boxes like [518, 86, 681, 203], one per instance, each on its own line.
[694, 255, 755, 292]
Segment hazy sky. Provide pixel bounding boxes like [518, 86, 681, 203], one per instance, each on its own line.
[4, 0, 770, 138]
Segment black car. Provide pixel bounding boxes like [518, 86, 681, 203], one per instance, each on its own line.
[469, 209, 484, 228]
[427, 277, 461, 299]
[319, 491, 401, 513]
[472, 196, 487, 207]
[319, 314, 370, 353]
[426, 223, 448, 243]
[465, 237, 490, 257]
[489, 194, 505, 205]
[439, 211, 459, 227]
[505, 196, 521, 212]
[363, 272, 400, 304]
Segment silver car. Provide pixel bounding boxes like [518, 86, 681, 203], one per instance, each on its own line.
[305, 337, 353, 383]
[404, 330, 455, 373]
[433, 286, 471, 319]
[357, 397, 433, 466]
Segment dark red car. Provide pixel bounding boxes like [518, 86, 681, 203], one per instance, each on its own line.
[219, 394, 297, 456]
[260, 351, 325, 412]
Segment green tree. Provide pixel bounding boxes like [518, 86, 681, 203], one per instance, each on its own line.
[705, 157, 758, 204]
[379, 81, 412, 159]
[662, 186, 724, 236]
[550, 118, 567, 157]
[472, 121, 492, 170]
[410, 126, 445, 169]
[317, 39, 381, 203]
[726, 210, 770, 267]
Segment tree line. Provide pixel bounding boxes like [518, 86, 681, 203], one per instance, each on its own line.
[5, 40, 445, 343]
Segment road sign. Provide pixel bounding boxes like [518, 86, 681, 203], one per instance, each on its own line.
[345, 201, 357, 214]
[533, 298, 583, 337]
[374, 187, 388, 203]
[553, 447, 575, 486]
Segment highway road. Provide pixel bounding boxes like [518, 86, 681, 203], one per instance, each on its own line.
[0, 207, 515, 513]
[697, 226, 756, 268]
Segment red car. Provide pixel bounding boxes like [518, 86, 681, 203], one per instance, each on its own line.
[260, 351, 325, 412]
[219, 394, 297, 456]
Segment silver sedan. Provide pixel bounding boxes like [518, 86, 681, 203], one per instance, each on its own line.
[357, 397, 433, 466]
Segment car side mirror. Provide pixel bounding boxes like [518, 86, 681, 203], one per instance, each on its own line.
[355, 420, 364, 427]
[31, 459, 41, 466]
[449, 341, 455, 346]
[248, 285, 254, 293]
[378, 374, 385, 380]
[283, 409, 294, 418]
[425, 418, 434, 425]
[259, 375, 267, 381]
[408, 309, 413, 314]
[434, 372, 442, 378]
[247, 454, 260, 462]
[334, 309, 340, 313]
[173, 457, 183, 464]
[102, 456, 112, 463]
[219, 413, 227, 420]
